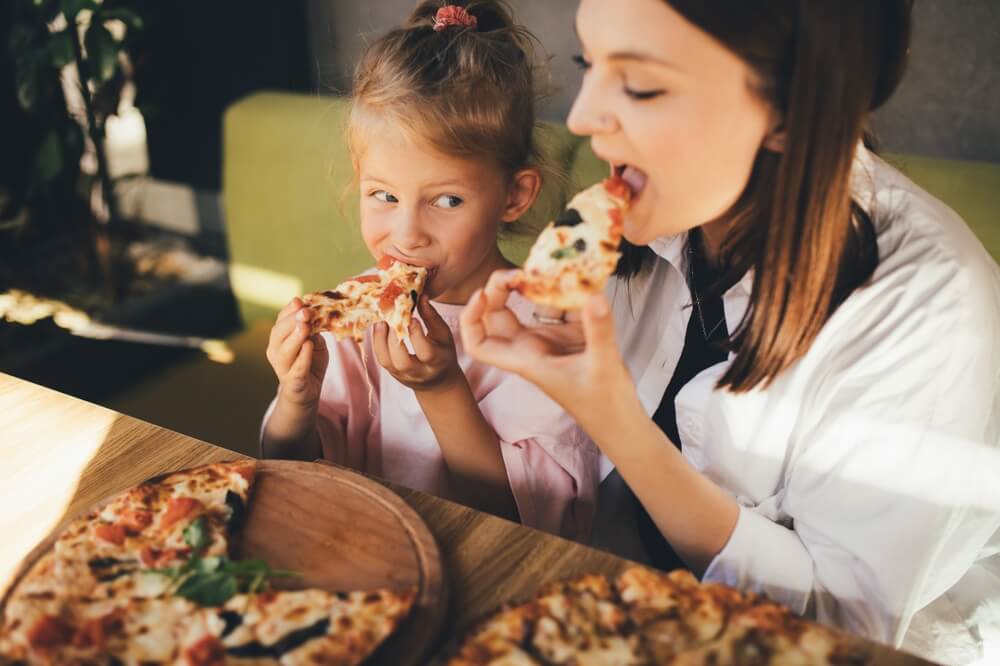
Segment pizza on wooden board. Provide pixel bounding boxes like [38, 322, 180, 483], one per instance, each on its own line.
[301, 256, 429, 343]
[0, 461, 416, 666]
[512, 177, 631, 310]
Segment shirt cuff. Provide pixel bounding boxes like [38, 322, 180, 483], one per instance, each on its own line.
[702, 506, 815, 616]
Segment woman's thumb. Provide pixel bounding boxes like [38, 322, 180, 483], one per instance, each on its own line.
[582, 293, 616, 354]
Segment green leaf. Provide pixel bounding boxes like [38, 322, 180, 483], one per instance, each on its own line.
[83, 22, 118, 83]
[183, 515, 211, 552]
[176, 572, 239, 606]
[61, 0, 100, 22]
[97, 8, 143, 31]
[193, 556, 224, 574]
[46, 30, 74, 68]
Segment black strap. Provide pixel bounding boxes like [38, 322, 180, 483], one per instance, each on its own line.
[636, 235, 730, 571]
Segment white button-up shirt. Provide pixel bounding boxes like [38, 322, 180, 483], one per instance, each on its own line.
[603, 148, 1000, 665]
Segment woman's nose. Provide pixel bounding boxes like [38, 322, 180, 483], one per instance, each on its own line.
[567, 74, 620, 137]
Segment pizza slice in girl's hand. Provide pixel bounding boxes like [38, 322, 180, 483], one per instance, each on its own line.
[301, 257, 428, 343]
[512, 176, 631, 310]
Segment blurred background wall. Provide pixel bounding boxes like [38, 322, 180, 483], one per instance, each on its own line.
[306, 0, 1000, 163]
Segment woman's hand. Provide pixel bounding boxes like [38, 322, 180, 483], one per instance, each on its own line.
[373, 295, 463, 393]
[266, 299, 330, 409]
[459, 269, 639, 433]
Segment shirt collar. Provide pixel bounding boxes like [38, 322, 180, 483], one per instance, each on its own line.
[646, 231, 753, 298]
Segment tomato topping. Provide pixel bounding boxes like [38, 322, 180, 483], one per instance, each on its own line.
[233, 461, 255, 485]
[27, 615, 73, 648]
[354, 275, 380, 284]
[94, 523, 126, 546]
[119, 509, 153, 535]
[184, 635, 226, 666]
[379, 281, 404, 312]
[161, 497, 203, 531]
[377, 254, 396, 270]
[71, 610, 123, 649]
[140, 545, 190, 568]
[609, 208, 624, 234]
[603, 176, 631, 201]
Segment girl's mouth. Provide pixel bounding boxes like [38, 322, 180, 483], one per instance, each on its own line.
[614, 164, 648, 200]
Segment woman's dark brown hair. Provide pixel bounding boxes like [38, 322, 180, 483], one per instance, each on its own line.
[617, 0, 913, 392]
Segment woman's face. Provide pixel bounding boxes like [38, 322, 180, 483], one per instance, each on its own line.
[569, 0, 776, 246]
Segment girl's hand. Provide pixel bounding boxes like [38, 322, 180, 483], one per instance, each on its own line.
[265, 298, 329, 408]
[459, 269, 637, 432]
[373, 295, 463, 393]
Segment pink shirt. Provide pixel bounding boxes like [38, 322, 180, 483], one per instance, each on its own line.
[263, 293, 600, 541]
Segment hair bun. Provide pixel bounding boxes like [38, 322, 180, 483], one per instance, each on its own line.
[407, 1, 516, 34]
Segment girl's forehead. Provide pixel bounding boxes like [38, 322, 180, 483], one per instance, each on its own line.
[356, 130, 503, 189]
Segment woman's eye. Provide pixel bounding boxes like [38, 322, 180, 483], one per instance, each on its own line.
[373, 190, 398, 203]
[571, 54, 592, 71]
[434, 194, 464, 209]
[624, 86, 666, 101]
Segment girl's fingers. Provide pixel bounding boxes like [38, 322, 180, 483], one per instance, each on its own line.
[273, 320, 309, 371]
[410, 318, 435, 363]
[372, 322, 393, 371]
[287, 339, 313, 389]
[417, 295, 451, 344]
[387, 327, 414, 371]
[268, 306, 305, 349]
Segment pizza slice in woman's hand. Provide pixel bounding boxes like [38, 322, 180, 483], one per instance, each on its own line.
[512, 176, 631, 310]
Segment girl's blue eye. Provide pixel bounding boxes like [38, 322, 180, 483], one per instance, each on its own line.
[571, 54, 591, 71]
[373, 190, 398, 203]
[434, 194, 463, 209]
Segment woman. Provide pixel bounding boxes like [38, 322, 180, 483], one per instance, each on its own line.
[460, 0, 1000, 663]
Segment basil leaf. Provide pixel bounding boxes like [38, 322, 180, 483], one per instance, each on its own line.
[183, 516, 210, 552]
[176, 572, 239, 606]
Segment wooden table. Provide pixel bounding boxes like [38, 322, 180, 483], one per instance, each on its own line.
[0, 373, 930, 664]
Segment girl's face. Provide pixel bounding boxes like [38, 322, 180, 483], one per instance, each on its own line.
[569, 0, 777, 246]
[357, 126, 534, 304]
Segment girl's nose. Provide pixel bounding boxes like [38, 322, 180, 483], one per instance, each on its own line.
[392, 212, 431, 250]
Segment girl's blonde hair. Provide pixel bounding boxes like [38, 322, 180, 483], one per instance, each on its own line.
[348, 1, 543, 184]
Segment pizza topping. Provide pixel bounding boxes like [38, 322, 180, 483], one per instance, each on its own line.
[224, 490, 246, 534]
[322, 290, 345, 300]
[379, 280, 404, 313]
[71, 610, 124, 649]
[26, 615, 73, 648]
[377, 254, 396, 270]
[119, 509, 154, 535]
[95, 523, 127, 546]
[185, 635, 226, 666]
[354, 275, 380, 284]
[227, 617, 331, 659]
[161, 497, 204, 531]
[550, 238, 588, 261]
[554, 208, 583, 227]
[218, 610, 243, 637]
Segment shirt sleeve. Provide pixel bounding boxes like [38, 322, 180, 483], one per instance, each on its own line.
[478, 373, 601, 542]
[704, 280, 1000, 648]
[260, 332, 381, 468]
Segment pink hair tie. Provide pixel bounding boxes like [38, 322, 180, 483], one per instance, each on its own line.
[433, 5, 478, 32]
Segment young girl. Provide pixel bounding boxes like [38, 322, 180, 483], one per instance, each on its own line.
[261, 1, 599, 541]
[462, 0, 1000, 663]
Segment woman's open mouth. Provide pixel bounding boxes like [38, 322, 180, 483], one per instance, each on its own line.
[613, 164, 648, 200]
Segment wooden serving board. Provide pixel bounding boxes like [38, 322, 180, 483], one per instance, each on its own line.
[1, 460, 447, 666]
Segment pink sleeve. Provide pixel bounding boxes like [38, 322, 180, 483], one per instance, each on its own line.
[314, 332, 381, 469]
[500, 432, 599, 542]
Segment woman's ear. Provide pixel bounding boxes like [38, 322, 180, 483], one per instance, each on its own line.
[501, 167, 543, 223]
[762, 111, 787, 153]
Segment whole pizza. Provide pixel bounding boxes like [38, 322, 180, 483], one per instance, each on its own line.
[0, 461, 416, 665]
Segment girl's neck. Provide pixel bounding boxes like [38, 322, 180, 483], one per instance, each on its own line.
[433, 245, 514, 305]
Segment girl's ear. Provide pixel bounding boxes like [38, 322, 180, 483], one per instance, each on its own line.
[501, 167, 542, 223]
